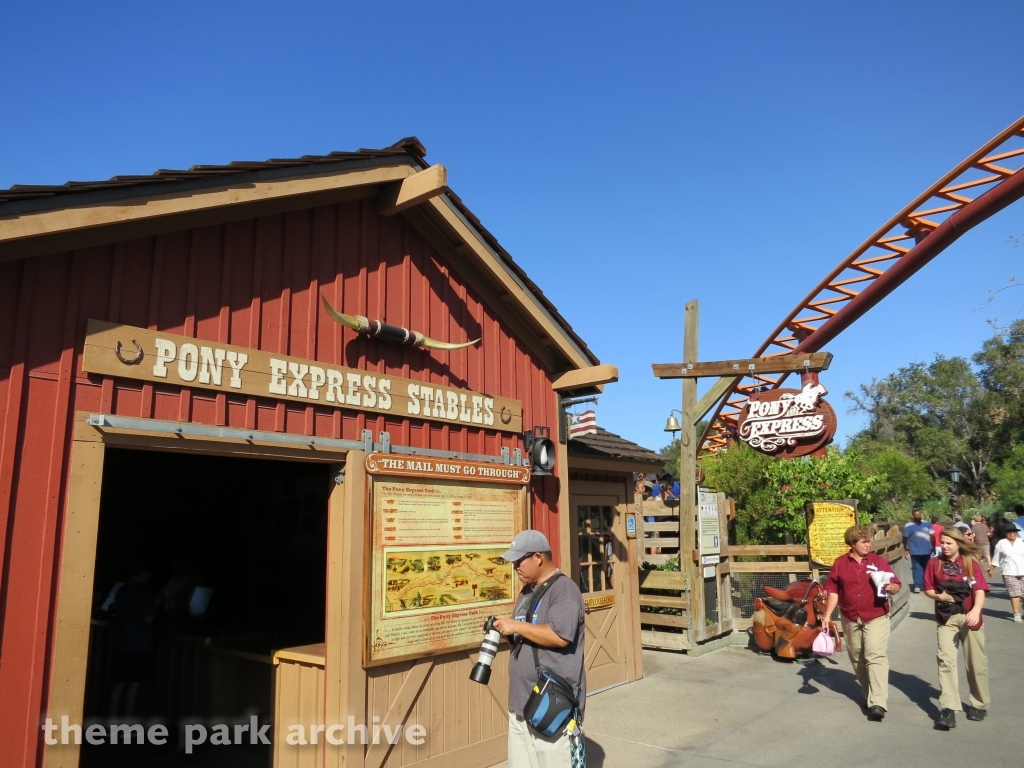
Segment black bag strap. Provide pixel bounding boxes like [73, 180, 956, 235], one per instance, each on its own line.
[512, 571, 564, 663]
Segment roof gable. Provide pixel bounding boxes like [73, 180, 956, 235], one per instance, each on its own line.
[0, 138, 599, 372]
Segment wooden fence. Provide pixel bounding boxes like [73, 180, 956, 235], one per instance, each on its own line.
[638, 518, 908, 651]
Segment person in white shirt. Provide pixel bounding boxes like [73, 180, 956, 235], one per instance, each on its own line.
[990, 524, 1024, 622]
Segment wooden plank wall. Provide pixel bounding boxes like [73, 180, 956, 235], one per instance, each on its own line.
[366, 649, 511, 768]
[0, 198, 563, 768]
[274, 657, 326, 768]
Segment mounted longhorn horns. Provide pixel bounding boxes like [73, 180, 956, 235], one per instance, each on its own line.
[319, 290, 480, 351]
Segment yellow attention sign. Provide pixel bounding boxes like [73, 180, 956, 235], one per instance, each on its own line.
[806, 501, 858, 566]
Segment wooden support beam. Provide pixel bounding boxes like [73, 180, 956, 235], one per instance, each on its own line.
[652, 351, 833, 379]
[680, 300, 703, 644]
[551, 363, 619, 391]
[378, 164, 447, 215]
[694, 376, 737, 423]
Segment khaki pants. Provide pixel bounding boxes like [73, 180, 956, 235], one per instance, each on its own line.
[840, 614, 890, 710]
[936, 614, 990, 711]
[507, 712, 571, 768]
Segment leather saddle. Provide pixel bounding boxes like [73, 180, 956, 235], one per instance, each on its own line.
[761, 596, 808, 625]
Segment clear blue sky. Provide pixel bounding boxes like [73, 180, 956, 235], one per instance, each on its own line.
[3, 2, 1023, 456]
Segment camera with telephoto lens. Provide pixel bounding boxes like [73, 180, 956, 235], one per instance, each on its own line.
[470, 616, 500, 684]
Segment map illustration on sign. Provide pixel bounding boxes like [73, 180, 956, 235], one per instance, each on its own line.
[367, 472, 526, 665]
[384, 545, 513, 614]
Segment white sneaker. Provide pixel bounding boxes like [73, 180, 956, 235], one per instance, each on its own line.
[1013, 614, 1022, 623]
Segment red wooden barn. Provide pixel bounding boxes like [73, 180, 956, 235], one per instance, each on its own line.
[0, 139, 642, 768]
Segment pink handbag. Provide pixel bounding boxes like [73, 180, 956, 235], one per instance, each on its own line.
[812, 626, 837, 656]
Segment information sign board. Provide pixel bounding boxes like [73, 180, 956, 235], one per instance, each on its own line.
[697, 486, 721, 557]
[365, 454, 528, 665]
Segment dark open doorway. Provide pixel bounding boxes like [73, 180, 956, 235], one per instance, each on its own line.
[80, 448, 332, 766]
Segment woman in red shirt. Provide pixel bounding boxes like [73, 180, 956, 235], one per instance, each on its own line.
[821, 525, 901, 721]
[923, 527, 990, 730]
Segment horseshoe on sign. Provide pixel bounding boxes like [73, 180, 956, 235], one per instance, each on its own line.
[115, 338, 144, 366]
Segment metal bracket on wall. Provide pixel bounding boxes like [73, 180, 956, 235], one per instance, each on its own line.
[87, 413, 368, 452]
[377, 430, 515, 465]
[86, 415, 524, 466]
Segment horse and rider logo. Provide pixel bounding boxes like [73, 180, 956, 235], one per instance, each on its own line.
[737, 381, 837, 457]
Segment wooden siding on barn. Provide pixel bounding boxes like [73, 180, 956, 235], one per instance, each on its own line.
[0, 198, 562, 768]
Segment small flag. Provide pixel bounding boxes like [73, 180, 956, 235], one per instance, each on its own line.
[568, 410, 597, 438]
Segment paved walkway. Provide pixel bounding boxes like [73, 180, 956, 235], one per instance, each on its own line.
[496, 575, 1020, 768]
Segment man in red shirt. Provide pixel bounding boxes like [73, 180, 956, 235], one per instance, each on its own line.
[822, 525, 902, 721]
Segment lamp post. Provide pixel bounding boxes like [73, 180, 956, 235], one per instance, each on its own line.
[947, 464, 962, 518]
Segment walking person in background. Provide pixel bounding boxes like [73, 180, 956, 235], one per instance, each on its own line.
[821, 525, 902, 721]
[953, 521, 975, 545]
[903, 505, 934, 593]
[924, 528, 991, 730]
[990, 524, 1024, 623]
[971, 514, 991, 570]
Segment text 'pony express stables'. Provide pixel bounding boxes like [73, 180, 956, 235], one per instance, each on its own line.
[736, 381, 837, 458]
[82, 320, 523, 433]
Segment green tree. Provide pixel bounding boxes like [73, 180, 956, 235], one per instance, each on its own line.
[701, 442, 883, 544]
[973, 318, 1024, 453]
[851, 445, 944, 511]
[845, 355, 1000, 500]
[991, 444, 1024, 511]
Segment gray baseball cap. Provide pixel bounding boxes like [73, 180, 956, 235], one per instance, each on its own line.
[500, 529, 551, 562]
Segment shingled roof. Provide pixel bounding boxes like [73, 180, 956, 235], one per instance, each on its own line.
[568, 427, 665, 466]
[0, 138, 430, 205]
[0, 137, 599, 367]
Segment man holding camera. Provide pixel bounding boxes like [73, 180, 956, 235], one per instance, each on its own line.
[491, 530, 586, 768]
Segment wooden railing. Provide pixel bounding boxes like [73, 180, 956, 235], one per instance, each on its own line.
[636, 499, 681, 566]
[637, 569, 689, 650]
[636, 519, 908, 649]
[722, 525, 906, 632]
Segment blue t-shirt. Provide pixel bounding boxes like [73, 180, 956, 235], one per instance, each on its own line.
[1013, 516, 1024, 533]
[652, 481, 680, 499]
[903, 521, 935, 556]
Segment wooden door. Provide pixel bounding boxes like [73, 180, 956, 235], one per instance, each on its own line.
[571, 482, 634, 693]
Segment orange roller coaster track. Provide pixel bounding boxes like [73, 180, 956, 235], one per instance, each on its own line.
[702, 115, 1024, 454]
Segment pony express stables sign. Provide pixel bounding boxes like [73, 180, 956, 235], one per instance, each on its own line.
[364, 453, 528, 665]
[736, 381, 837, 458]
[82, 320, 523, 433]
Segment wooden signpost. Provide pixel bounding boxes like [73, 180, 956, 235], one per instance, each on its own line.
[652, 301, 834, 647]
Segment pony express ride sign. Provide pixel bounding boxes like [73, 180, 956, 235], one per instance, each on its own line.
[736, 381, 837, 458]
